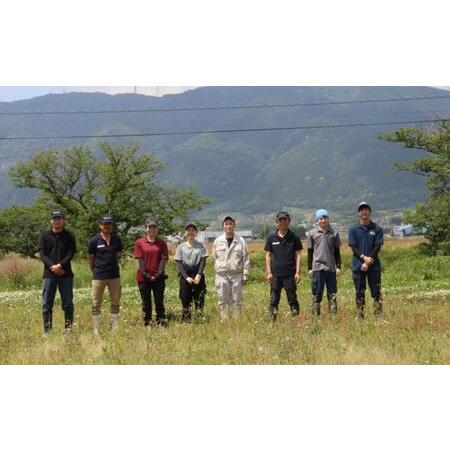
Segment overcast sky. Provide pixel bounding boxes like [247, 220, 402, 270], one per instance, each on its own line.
[0, 86, 197, 102]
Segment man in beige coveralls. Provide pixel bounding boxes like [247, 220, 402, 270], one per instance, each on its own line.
[212, 215, 250, 321]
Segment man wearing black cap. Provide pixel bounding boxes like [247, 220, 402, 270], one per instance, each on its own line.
[348, 202, 384, 318]
[38, 211, 77, 335]
[174, 223, 209, 322]
[264, 211, 302, 320]
[87, 215, 123, 333]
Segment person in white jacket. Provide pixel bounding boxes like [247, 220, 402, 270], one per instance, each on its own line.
[212, 215, 250, 321]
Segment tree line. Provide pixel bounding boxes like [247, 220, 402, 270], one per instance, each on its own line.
[0, 121, 448, 256]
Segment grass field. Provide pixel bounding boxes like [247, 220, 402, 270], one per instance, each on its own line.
[0, 238, 449, 364]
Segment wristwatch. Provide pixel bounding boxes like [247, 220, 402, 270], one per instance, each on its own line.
[360, 254, 365, 261]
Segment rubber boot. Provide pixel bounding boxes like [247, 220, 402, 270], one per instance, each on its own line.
[181, 307, 192, 323]
[311, 297, 321, 316]
[64, 310, 74, 331]
[43, 311, 52, 335]
[328, 294, 337, 314]
[373, 299, 383, 316]
[356, 296, 365, 319]
[268, 306, 277, 322]
[92, 314, 101, 334]
[110, 313, 119, 331]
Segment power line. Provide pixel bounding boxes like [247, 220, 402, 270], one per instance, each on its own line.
[1, 95, 450, 116]
[0, 118, 447, 141]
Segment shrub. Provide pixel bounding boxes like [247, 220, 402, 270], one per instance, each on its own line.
[0, 253, 41, 287]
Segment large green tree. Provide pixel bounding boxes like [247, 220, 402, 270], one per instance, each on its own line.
[0, 199, 50, 257]
[380, 120, 450, 255]
[8, 142, 209, 250]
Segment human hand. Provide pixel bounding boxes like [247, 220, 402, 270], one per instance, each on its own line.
[308, 270, 313, 278]
[361, 263, 369, 272]
[363, 256, 373, 265]
[336, 268, 341, 278]
[267, 273, 273, 283]
[294, 273, 301, 284]
[194, 274, 201, 285]
[186, 277, 195, 285]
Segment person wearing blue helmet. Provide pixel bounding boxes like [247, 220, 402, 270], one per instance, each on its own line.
[307, 209, 341, 316]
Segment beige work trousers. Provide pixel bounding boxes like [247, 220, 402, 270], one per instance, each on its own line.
[92, 278, 122, 315]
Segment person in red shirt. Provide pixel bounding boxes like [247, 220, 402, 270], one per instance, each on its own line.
[134, 218, 169, 326]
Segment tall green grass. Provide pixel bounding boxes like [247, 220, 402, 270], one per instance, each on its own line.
[0, 245, 449, 364]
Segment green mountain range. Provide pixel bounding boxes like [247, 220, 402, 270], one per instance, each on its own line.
[1, 86, 449, 221]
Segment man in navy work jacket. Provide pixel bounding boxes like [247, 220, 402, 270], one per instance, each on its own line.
[348, 202, 384, 319]
[87, 215, 123, 333]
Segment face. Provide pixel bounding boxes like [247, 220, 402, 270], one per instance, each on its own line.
[51, 217, 64, 229]
[223, 220, 235, 234]
[318, 216, 329, 228]
[146, 225, 158, 237]
[358, 207, 371, 221]
[185, 226, 198, 239]
[276, 217, 290, 230]
[100, 222, 113, 234]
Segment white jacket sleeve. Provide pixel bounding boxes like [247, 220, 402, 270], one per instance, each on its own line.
[242, 238, 250, 279]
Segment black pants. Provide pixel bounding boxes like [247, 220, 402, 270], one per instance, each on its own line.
[352, 269, 381, 301]
[138, 277, 166, 325]
[179, 274, 206, 321]
[42, 277, 74, 332]
[269, 275, 300, 316]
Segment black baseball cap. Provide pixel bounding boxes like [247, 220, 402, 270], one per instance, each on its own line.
[185, 223, 198, 231]
[357, 202, 372, 212]
[276, 211, 291, 220]
[222, 215, 235, 224]
[145, 217, 159, 227]
[99, 215, 113, 224]
[50, 210, 65, 219]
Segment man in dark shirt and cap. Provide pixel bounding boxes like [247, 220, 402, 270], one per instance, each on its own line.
[264, 211, 302, 320]
[348, 202, 384, 319]
[38, 210, 77, 335]
[87, 215, 123, 333]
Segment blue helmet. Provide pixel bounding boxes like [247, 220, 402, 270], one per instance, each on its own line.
[315, 209, 329, 220]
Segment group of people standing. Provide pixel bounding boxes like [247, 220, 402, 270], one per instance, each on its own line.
[37, 201, 384, 335]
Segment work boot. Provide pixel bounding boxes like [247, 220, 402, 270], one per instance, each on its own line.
[219, 307, 229, 323]
[311, 297, 321, 316]
[110, 313, 119, 331]
[373, 300, 383, 316]
[43, 311, 53, 334]
[64, 310, 74, 331]
[328, 294, 337, 314]
[356, 296, 365, 319]
[290, 306, 300, 317]
[268, 306, 278, 322]
[92, 315, 101, 334]
[181, 307, 192, 323]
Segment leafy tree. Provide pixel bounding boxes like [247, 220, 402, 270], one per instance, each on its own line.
[380, 121, 450, 255]
[0, 199, 52, 257]
[9, 142, 209, 250]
